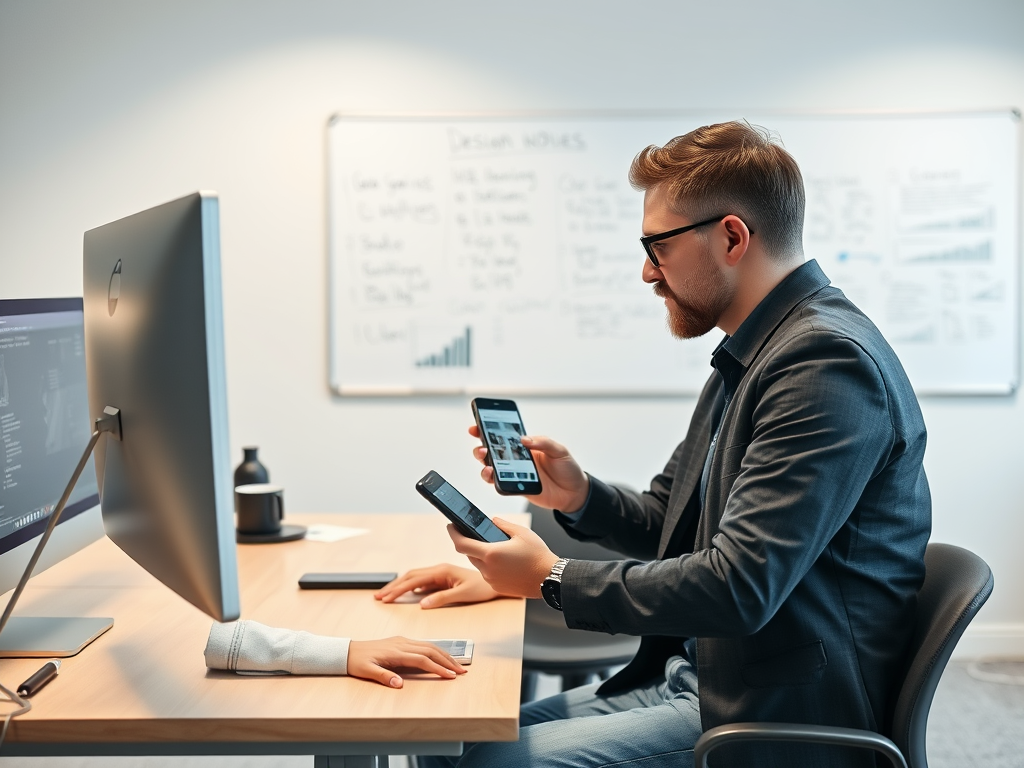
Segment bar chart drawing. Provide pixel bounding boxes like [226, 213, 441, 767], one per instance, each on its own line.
[415, 327, 472, 368]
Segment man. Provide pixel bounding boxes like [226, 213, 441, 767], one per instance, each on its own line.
[378, 121, 931, 767]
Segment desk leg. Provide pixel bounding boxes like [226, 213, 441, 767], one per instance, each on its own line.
[314, 755, 388, 768]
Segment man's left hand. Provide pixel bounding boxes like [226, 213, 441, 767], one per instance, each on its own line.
[448, 519, 560, 599]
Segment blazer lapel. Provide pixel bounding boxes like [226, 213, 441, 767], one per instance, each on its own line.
[656, 374, 722, 559]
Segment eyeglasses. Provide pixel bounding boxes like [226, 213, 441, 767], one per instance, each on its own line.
[640, 215, 730, 267]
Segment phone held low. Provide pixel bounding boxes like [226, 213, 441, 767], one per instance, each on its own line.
[415, 470, 511, 543]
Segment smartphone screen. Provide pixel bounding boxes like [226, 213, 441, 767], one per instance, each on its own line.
[471, 398, 542, 495]
[415, 471, 510, 543]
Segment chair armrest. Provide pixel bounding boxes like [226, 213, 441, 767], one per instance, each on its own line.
[693, 722, 907, 768]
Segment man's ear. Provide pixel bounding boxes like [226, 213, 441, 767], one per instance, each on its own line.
[720, 215, 751, 267]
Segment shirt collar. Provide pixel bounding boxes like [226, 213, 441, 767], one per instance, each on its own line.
[711, 259, 831, 384]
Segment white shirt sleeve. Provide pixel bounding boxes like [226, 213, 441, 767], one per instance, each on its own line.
[205, 620, 351, 676]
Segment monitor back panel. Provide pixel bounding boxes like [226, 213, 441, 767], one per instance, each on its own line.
[83, 192, 239, 621]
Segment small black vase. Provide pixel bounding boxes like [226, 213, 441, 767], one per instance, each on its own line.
[234, 446, 269, 488]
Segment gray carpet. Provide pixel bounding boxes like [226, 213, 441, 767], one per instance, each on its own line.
[928, 660, 1024, 768]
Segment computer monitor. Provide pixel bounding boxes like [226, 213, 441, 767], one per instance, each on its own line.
[0, 298, 113, 656]
[83, 191, 239, 622]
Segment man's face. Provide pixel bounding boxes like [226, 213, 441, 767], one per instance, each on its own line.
[641, 187, 735, 339]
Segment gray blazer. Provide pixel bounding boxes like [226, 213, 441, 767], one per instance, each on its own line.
[558, 260, 931, 768]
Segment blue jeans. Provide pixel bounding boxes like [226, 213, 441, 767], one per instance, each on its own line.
[418, 654, 702, 768]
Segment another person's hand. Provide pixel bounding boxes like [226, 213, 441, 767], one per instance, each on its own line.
[347, 637, 467, 688]
[374, 564, 501, 608]
[448, 518, 559, 599]
[469, 426, 590, 513]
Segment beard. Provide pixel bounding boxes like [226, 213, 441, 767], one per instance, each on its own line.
[652, 244, 734, 339]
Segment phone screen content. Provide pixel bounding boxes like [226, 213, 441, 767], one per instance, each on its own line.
[476, 408, 539, 486]
[432, 480, 508, 543]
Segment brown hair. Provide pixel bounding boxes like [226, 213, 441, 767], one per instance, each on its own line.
[629, 121, 805, 259]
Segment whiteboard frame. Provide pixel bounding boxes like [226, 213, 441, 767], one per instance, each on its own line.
[326, 109, 1021, 398]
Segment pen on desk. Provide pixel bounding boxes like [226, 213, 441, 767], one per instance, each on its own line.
[18, 659, 60, 697]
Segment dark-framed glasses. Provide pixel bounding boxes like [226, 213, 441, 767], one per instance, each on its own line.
[640, 214, 729, 267]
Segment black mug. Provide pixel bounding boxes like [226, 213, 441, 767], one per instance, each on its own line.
[235, 483, 285, 535]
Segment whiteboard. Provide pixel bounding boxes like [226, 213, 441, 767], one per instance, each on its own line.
[327, 111, 1019, 395]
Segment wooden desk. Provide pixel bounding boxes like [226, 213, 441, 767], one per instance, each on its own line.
[0, 513, 526, 764]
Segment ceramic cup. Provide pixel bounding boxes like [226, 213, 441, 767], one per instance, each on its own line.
[235, 483, 285, 535]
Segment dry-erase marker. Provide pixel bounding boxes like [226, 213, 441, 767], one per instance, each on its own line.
[18, 659, 60, 697]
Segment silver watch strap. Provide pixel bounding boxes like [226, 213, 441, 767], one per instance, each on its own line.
[547, 557, 569, 583]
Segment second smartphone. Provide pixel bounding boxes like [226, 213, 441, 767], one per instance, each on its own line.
[471, 398, 542, 495]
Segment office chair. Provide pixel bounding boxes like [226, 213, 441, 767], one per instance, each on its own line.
[523, 502, 641, 701]
[693, 542, 994, 768]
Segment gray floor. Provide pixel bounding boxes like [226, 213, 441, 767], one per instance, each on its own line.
[1, 663, 1021, 767]
[928, 660, 1024, 768]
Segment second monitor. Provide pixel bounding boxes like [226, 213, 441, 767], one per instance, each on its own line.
[0, 298, 111, 656]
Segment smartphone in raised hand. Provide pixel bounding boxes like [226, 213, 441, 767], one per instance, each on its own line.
[470, 398, 542, 495]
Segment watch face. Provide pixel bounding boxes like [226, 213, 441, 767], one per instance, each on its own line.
[541, 578, 562, 611]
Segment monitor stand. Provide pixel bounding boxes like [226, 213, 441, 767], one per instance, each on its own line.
[0, 407, 122, 660]
[0, 617, 113, 658]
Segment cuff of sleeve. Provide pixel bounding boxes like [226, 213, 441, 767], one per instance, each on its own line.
[554, 476, 618, 536]
[560, 559, 618, 634]
[292, 631, 351, 675]
[554, 475, 593, 523]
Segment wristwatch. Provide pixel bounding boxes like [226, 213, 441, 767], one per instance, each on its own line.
[540, 558, 570, 612]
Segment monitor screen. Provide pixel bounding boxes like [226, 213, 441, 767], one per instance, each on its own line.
[0, 298, 100, 559]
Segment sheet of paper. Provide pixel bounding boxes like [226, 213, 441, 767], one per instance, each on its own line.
[303, 525, 369, 543]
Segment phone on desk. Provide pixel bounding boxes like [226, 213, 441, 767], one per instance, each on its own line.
[298, 573, 398, 589]
[471, 397, 542, 495]
[427, 639, 474, 664]
[415, 471, 510, 543]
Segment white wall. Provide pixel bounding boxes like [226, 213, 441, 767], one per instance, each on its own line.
[1, 0, 1022, 655]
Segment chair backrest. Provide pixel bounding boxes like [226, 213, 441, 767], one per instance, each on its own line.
[523, 500, 642, 671]
[890, 542, 994, 768]
[526, 501, 626, 562]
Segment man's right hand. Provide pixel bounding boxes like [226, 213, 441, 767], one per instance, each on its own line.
[469, 426, 590, 513]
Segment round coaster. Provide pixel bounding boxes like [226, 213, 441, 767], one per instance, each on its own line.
[236, 523, 307, 544]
